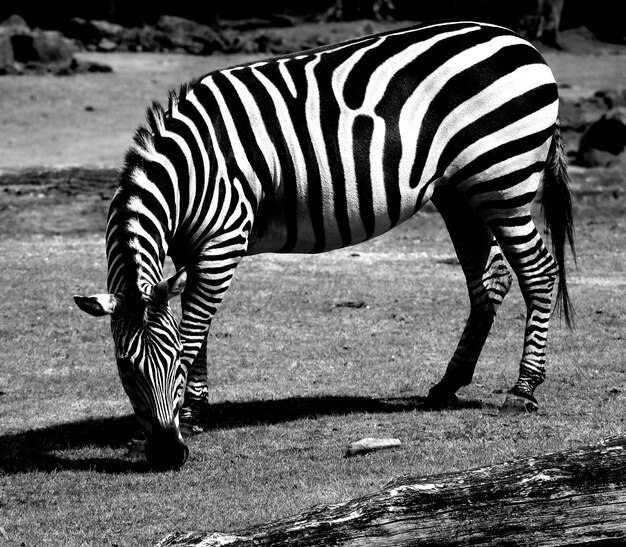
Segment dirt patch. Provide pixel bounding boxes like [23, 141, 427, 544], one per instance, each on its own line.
[1, 164, 623, 242]
[0, 168, 117, 238]
[0, 167, 118, 195]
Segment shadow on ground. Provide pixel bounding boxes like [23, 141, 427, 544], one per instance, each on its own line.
[0, 394, 483, 474]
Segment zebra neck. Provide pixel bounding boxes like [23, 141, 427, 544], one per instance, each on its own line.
[105, 186, 175, 296]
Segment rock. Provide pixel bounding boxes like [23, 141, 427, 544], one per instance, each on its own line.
[62, 15, 228, 55]
[62, 17, 101, 46]
[91, 19, 126, 40]
[595, 89, 626, 109]
[0, 14, 30, 34]
[577, 107, 626, 166]
[70, 58, 114, 74]
[0, 13, 78, 74]
[333, 300, 368, 308]
[0, 12, 115, 75]
[559, 96, 607, 132]
[29, 30, 76, 66]
[0, 14, 28, 73]
[0, 31, 16, 73]
[155, 15, 226, 54]
[97, 38, 118, 52]
[121, 26, 158, 52]
[578, 148, 614, 167]
[344, 437, 402, 457]
[63, 18, 125, 49]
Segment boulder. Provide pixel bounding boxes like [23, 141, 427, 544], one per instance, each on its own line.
[63, 14, 228, 55]
[0, 14, 30, 34]
[154, 15, 226, 54]
[559, 96, 607, 132]
[1, 13, 75, 67]
[0, 14, 110, 75]
[63, 17, 126, 49]
[0, 14, 26, 73]
[62, 17, 99, 46]
[121, 26, 169, 53]
[595, 89, 626, 109]
[8, 29, 75, 72]
[0, 31, 15, 70]
[577, 107, 626, 167]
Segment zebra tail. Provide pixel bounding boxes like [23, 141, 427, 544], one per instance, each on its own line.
[542, 122, 577, 329]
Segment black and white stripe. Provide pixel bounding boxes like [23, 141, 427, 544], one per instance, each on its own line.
[76, 20, 575, 467]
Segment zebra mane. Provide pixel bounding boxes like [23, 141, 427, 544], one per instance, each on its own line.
[120, 79, 200, 184]
[114, 79, 203, 236]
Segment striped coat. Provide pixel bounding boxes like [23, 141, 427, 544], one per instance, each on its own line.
[75, 21, 575, 469]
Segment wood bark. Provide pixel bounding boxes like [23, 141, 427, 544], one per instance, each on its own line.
[156, 436, 626, 546]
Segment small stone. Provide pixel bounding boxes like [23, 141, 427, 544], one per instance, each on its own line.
[344, 437, 402, 457]
[333, 300, 367, 309]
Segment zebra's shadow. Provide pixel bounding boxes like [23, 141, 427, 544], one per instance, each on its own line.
[0, 394, 482, 474]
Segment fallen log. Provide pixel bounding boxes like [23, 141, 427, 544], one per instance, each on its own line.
[156, 436, 626, 546]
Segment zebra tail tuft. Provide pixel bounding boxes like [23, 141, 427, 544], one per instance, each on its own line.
[542, 121, 576, 329]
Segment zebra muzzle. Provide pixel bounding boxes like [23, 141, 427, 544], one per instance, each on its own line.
[145, 422, 189, 470]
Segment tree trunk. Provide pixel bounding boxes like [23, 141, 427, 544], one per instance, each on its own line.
[156, 436, 626, 546]
[519, 0, 565, 47]
[537, 0, 565, 46]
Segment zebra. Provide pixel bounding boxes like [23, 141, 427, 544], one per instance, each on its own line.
[74, 20, 575, 470]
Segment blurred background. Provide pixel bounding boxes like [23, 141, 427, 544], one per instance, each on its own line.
[1, 0, 624, 56]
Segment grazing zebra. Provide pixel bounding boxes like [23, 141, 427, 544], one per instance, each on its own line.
[74, 20, 575, 469]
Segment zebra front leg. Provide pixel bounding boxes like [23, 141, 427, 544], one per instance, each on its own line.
[425, 187, 512, 409]
[176, 231, 251, 432]
[180, 335, 212, 433]
[426, 259, 511, 409]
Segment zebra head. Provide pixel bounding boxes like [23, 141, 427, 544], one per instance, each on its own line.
[74, 269, 189, 470]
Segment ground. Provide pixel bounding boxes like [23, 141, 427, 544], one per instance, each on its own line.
[1, 23, 626, 172]
[0, 20, 625, 547]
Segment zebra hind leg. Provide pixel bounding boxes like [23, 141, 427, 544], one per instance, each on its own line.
[424, 186, 513, 410]
[484, 208, 559, 414]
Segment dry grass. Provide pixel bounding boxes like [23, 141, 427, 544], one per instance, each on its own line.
[1, 166, 625, 545]
[1, 22, 626, 547]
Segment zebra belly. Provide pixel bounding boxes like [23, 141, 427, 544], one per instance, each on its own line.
[247, 175, 445, 255]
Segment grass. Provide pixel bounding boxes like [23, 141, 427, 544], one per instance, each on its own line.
[1, 164, 625, 546]
[1, 28, 626, 545]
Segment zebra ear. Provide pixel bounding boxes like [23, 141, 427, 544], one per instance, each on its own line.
[74, 294, 123, 317]
[151, 269, 187, 306]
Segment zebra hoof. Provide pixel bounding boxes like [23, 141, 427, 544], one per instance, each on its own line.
[423, 389, 459, 411]
[180, 396, 212, 435]
[180, 420, 205, 435]
[500, 392, 539, 414]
